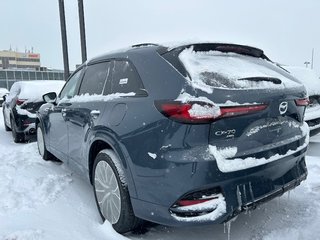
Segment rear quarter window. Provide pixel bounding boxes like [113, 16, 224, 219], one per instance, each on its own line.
[104, 60, 144, 95]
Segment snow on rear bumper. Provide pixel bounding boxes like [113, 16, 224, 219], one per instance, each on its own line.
[170, 194, 227, 223]
[210, 122, 309, 173]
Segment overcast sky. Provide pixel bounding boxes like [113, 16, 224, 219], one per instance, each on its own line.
[2, 0, 320, 75]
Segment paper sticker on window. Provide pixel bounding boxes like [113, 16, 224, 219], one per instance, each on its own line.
[119, 78, 128, 85]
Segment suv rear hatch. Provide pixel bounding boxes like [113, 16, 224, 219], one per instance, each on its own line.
[161, 43, 309, 171]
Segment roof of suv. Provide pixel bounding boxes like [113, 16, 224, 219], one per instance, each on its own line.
[86, 42, 270, 66]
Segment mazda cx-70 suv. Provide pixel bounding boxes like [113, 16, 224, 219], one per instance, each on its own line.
[36, 43, 309, 233]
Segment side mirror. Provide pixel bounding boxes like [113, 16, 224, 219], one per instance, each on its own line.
[43, 92, 57, 103]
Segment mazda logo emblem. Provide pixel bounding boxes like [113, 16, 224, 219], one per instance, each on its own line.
[279, 101, 288, 115]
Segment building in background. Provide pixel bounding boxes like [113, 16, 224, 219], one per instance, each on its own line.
[0, 49, 65, 89]
[0, 69, 65, 89]
[0, 49, 41, 70]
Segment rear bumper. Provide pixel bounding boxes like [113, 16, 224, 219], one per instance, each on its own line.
[306, 118, 320, 137]
[14, 114, 37, 138]
[305, 104, 320, 136]
[131, 147, 307, 226]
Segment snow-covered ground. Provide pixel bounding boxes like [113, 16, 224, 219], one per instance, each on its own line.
[1, 108, 320, 240]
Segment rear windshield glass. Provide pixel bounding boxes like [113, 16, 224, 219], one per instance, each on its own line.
[178, 47, 301, 93]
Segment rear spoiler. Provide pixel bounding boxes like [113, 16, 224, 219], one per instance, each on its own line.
[157, 43, 270, 61]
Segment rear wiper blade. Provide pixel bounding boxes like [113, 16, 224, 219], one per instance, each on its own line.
[238, 77, 282, 84]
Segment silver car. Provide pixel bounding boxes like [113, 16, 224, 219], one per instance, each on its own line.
[284, 66, 320, 136]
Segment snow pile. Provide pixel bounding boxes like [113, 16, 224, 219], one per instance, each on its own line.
[148, 152, 157, 159]
[210, 123, 309, 172]
[69, 92, 135, 102]
[179, 47, 301, 94]
[0, 113, 127, 240]
[2, 229, 44, 240]
[172, 194, 226, 222]
[283, 66, 320, 96]
[188, 103, 221, 119]
[96, 221, 129, 240]
[0, 143, 72, 214]
[177, 92, 221, 118]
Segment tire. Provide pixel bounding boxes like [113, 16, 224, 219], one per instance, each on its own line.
[93, 150, 142, 233]
[11, 118, 25, 143]
[3, 111, 11, 131]
[37, 124, 55, 160]
[2, 107, 11, 132]
[4, 121, 11, 131]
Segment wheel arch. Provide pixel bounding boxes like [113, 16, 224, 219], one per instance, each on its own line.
[88, 133, 138, 198]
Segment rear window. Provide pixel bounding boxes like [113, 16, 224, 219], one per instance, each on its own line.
[177, 47, 301, 93]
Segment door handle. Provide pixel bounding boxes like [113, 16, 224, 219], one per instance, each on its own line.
[90, 110, 100, 119]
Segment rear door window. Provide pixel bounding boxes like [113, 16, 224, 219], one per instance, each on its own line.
[104, 60, 144, 95]
[78, 62, 111, 95]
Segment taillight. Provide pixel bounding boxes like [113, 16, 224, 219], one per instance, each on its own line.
[220, 104, 268, 118]
[155, 101, 218, 124]
[155, 100, 267, 124]
[295, 98, 309, 106]
[16, 99, 26, 106]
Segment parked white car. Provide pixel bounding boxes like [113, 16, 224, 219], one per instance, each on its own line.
[2, 80, 65, 142]
[0, 87, 9, 105]
[284, 66, 320, 136]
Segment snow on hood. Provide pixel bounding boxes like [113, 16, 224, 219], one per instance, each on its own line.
[8, 80, 65, 103]
[283, 66, 320, 96]
[179, 47, 301, 94]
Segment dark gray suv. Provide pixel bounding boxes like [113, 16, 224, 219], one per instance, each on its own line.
[36, 43, 309, 233]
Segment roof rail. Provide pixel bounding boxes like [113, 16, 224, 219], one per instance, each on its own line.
[131, 43, 159, 48]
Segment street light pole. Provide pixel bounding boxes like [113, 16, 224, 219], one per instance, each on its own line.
[78, 0, 87, 63]
[58, 0, 70, 81]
